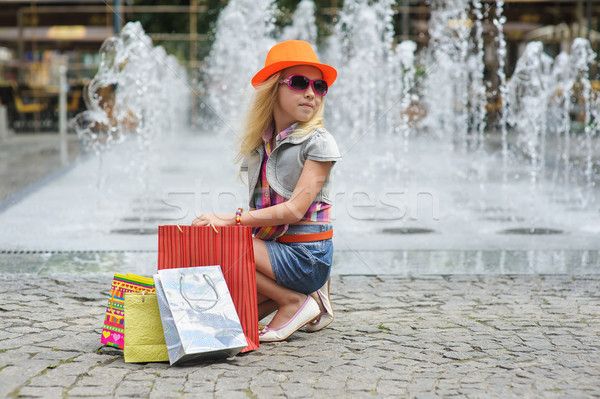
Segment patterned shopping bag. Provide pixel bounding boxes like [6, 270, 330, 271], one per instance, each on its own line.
[100, 273, 155, 349]
[157, 225, 259, 352]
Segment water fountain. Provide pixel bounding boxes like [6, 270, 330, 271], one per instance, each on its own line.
[71, 22, 190, 234]
[74, 22, 188, 154]
[200, 0, 277, 131]
[197, 0, 600, 273]
[0, 2, 598, 275]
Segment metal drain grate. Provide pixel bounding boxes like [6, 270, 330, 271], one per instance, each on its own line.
[110, 228, 158, 235]
[498, 228, 564, 235]
[480, 216, 526, 223]
[380, 227, 436, 235]
[0, 249, 157, 255]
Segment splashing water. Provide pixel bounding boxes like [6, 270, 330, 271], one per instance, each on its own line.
[194, 0, 600, 231]
[280, 0, 318, 44]
[199, 0, 278, 132]
[58, 0, 600, 254]
[506, 42, 551, 188]
[421, 0, 477, 149]
[72, 22, 189, 225]
[325, 0, 402, 142]
[74, 22, 188, 153]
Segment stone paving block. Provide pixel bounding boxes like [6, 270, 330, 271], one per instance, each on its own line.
[458, 387, 496, 397]
[0, 348, 31, 366]
[435, 380, 460, 391]
[180, 384, 214, 396]
[215, 376, 249, 393]
[74, 376, 116, 389]
[0, 330, 25, 341]
[114, 380, 153, 397]
[345, 376, 378, 392]
[31, 350, 79, 362]
[414, 393, 443, 399]
[247, 385, 286, 397]
[407, 377, 437, 394]
[29, 366, 81, 387]
[313, 377, 346, 390]
[186, 369, 224, 384]
[65, 386, 110, 397]
[7, 345, 51, 358]
[0, 360, 52, 396]
[445, 351, 486, 361]
[311, 389, 350, 399]
[376, 378, 409, 396]
[280, 382, 315, 398]
[76, 366, 128, 387]
[285, 370, 321, 384]
[153, 376, 186, 387]
[207, 390, 251, 399]
[0, 337, 38, 351]
[148, 382, 185, 398]
[37, 320, 70, 330]
[36, 332, 99, 352]
[302, 357, 346, 373]
[17, 386, 65, 398]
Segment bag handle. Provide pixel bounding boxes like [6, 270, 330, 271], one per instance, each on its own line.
[179, 273, 220, 312]
[108, 279, 154, 317]
[177, 223, 219, 234]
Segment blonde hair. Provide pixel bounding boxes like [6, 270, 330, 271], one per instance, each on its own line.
[235, 70, 326, 164]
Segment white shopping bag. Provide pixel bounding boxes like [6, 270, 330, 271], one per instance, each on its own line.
[154, 266, 247, 365]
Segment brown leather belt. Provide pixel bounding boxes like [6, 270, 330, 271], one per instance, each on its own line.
[276, 229, 333, 243]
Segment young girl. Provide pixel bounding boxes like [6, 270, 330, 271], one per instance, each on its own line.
[192, 40, 340, 342]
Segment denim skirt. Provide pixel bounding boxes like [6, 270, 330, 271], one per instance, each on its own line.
[263, 224, 333, 294]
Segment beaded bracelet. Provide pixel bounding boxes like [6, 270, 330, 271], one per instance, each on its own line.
[235, 208, 243, 226]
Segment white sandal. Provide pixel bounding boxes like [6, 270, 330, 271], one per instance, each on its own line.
[259, 296, 320, 342]
[305, 277, 334, 332]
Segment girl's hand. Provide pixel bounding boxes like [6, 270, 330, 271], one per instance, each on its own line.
[191, 213, 235, 227]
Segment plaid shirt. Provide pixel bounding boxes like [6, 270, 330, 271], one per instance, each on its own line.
[253, 126, 332, 241]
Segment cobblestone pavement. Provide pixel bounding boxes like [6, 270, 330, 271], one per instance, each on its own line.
[0, 273, 599, 398]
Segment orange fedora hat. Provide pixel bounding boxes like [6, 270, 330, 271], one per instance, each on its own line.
[251, 40, 337, 88]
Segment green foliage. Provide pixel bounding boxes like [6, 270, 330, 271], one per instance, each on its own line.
[125, 0, 226, 60]
[121, 0, 371, 61]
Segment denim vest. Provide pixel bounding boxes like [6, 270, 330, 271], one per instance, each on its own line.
[241, 128, 342, 208]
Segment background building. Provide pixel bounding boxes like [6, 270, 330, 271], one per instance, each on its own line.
[0, 0, 598, 132]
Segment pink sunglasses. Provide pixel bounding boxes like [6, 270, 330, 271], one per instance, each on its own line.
[279, 74, 328, 96]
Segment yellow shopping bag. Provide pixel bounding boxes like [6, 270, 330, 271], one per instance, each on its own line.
[123, 292, 169, 363]
[101, 273, 155, 349]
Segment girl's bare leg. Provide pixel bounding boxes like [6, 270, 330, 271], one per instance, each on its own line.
[259, 289, 321, 315]
[256, 272, 306, 328]
[258, 299, 278, 321]
[257, 293, 270, 304]
[253, 237, 307, 329]
[257, 293, 278, 321]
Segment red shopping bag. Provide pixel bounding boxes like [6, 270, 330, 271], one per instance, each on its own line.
[157, 225, 258, 352]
